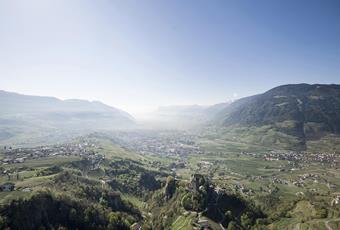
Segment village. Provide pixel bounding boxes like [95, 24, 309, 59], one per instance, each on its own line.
[0, 140, 103, 166]
[263, 150, 340, 166]
[0, 139, 106, 192]
[109, 130, 204, 157]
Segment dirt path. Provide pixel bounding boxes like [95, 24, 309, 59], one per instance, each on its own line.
[324, 218, 340, 230]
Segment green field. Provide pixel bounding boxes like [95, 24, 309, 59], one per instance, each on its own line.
[171, 213, 195, 230]
[1, 133, 340, 230]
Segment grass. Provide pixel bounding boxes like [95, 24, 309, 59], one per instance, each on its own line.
[95, 139, 147, 161]
[327, 220, 340, 230]
[122, 194, 146, 210]
[307, 134, 340, 152]
[15, 174, 54, 188]
[194, 137, 340, 229]
[202, 125, 303, 152]
[290, 200, 316, 219]
[0, 190, 31, 205]
[171, 213, 195, 230]
[1, 131, 340, 229]
[0, 154, 83, 205]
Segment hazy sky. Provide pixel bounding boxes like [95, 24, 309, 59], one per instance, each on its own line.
[1, 0, 339, 116]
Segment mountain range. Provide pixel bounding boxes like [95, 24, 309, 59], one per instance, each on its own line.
[1, 84, 340, 151]
[0, 90, 134, 145]
[145, 102, 230, 129]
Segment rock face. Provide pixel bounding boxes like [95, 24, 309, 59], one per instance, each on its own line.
[165, 176, 176, 200]
[188, 174, 207, 193]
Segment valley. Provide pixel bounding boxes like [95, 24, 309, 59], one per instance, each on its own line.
[0, 129, 339, 230]
[0, 84, 340, 229]
[1, 0, 339, 228]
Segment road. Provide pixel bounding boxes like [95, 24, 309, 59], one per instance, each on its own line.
[324, 218, 340, 230]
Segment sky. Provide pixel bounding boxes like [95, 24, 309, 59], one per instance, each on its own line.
[0, 0, 339, 116]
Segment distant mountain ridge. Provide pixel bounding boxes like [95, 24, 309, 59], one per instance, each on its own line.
[149, 103, 230, 129]
[0, 90, 133, 118]
[214, 84, 340, 150]
[0, 90, 135, 145]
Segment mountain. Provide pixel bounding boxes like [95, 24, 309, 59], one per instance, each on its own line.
[147, 103, 230, 129]
[0, 90, 135, 145]
[204, 102, 231, 117]
[214, 84, 340, 151]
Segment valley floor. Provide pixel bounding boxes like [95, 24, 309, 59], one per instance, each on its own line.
[0, 130, 339, 229]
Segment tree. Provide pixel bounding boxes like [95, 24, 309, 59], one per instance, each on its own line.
[227, 221, 239, 230]
[182, 194, 193, 210]
[165, 176, 176, 200]
[241, 213, 251, 228]
[69, 208, 78, 223]
[107, 212, 129, 230]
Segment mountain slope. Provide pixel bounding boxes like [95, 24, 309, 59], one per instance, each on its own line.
[214, 84, 340, 150]
[0, 90, 133, 118]
[147, 103, 230, 129]
[0, 90, 135, 145]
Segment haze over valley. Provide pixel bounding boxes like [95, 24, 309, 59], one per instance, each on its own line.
[3, 83, 340, 151]
[1, 1, 340, 230]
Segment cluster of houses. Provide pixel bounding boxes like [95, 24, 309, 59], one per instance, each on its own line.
[108, 131, 204, 157]
[263, 151, 340, 166]
[291, 173, 338, 189]
[1, 140, 102, 166]
[239, 151, 259, 157]
[0, 140, 105, 193]
[267, 172, 338, 191]
[272, 177, 289, 185]
[168, 160, 187, 172]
